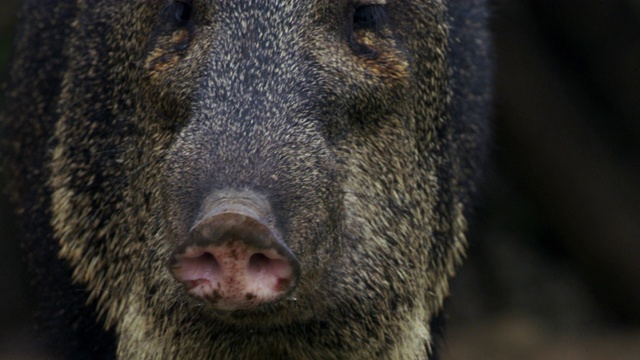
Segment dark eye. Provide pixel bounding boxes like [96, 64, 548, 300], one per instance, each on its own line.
[353, 4, 388, 32]
[172, 0, 193, 26]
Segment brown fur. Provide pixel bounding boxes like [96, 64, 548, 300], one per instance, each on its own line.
[2, 0, 491, 359]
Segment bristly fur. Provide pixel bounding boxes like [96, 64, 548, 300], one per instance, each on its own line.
[1, 0, 491, 359]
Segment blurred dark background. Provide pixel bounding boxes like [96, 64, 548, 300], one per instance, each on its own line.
[1, 1, 639, 359]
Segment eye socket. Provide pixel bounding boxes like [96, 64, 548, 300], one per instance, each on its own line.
[353, 4, 388, 32]
[172, 0, 193, 26]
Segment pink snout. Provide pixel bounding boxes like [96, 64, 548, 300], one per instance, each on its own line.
[169, 207, 299, 311]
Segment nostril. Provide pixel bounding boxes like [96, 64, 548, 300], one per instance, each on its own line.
[248, 253, 270, 275]
[173, 250, 222, 286]
[246, 251, 294, 290]
[193, 252, 221, 279]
